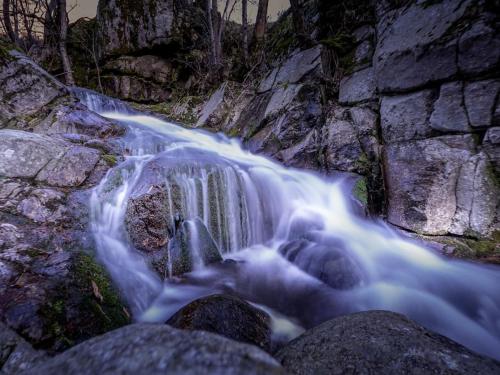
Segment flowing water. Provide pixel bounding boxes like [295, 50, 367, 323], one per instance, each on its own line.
[76, 88, 500, 360]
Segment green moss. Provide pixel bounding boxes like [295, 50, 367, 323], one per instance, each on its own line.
[102, 154, 118, 166]
[353, 177, 368, 206]
[0, 39, 15, 62]
[73, 253, 130, 332]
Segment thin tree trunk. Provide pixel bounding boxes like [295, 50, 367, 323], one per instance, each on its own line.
[253, 0, 268, 42]
[242, 0, 248, 63]
[2, 0, 16, 43]
[206, 0, 216, 66]
[289, 0, 306, 38]
[58, 0, 74, 85]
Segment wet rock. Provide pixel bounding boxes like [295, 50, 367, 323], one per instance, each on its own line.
[168, 218, 222, 277]
[19, 324, 285, 375]
[34, 103, 123, 138]
[196, 82, 227, 128]
[430, 82, 470, 132]
[276, 310, 500, 375]
[125, 185, 169, 252]
[380, 90, 435, 143]
[167, 294, 272, 351]
[279, 239, 362, 290]
[339, 67, 376, 104]
[0, 322, 47, 374]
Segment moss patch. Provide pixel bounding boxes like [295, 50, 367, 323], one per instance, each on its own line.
[353, 177, 368, 206]
[102, 154, 118, 166]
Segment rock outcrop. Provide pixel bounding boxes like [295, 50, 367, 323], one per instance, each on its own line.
[0, 46, 129, 352]
[167, 294, 272, 352]
[18, 323, 285, 375]
[276, 310, 500, 375]
[193, 0, 499, 241]
[95, 0, 206, 102]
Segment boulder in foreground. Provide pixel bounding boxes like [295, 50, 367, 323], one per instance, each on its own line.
[167, 294, 272, 352]
[276, 310, 500, 375]
[19, 323, 285, 375]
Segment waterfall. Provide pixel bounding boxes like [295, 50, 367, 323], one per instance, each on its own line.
[77, 89, 500, 360]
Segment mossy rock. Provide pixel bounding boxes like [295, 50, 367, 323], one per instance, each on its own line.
[39, 252, 130, 352]
[352, 177, 368, 206]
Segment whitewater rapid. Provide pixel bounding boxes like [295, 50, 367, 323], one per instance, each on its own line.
[78, 89, 500, 360]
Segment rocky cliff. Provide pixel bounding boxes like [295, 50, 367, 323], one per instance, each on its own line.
[190, 0, 499, 255]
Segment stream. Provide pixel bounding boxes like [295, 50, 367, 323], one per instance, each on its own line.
[76, 89, 500, 360]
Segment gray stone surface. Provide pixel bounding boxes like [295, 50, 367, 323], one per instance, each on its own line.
[276, 310, 500, 375]
[339, 67, 376, 104]
[384, 135, 497, 236]
[0, 322, 47, 374]
[35, 146, 101, 187]
[458, 18, 500, 75]
[430, 82, 470, 132]
[258, 46, 322, 93]
[196, 82, 227, 128]
[97, 0, 175, 57]
[125, 185, 170, 252]
[167, 294, 272, 352]
[464, 79, 500, 128]
[374, 0, 473, 92]
[19, 323, 285, 375]
[380, 90, 435, 143]
[0, 130, 66, 179]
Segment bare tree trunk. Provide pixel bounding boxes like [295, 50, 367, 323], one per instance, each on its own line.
[205, 0, 216, 66]
[2, 0, 17, 43]
[254, 0, 268, 42]
[289, 0, 306, 38]
[241, 0, 248, 63]
[58, 0, 74, 85]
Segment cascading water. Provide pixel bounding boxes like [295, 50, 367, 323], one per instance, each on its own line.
[76, 88, 500, 360]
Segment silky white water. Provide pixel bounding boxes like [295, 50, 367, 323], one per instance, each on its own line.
[77, 89, 500, 360]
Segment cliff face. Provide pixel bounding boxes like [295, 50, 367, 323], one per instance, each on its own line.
[194, 0, 499, 245]
[93, 0, 206, 102]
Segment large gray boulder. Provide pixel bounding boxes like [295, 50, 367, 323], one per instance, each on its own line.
[19, 323, 285, 375]
[339, 67, 376, 104]
[276, 310, 500, 375]
[167, 294, 272, 352]
[384, 135, 498, 236]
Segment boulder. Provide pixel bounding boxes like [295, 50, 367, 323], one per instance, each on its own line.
[279, 238, 362, 290]
[103, 55, 173, 84]
[276, 310, 500, 375]
[35, 146, 102, 188]
[167, 294, 272, 351]
[19, 323, 285, 375]
[380, 90, 435, 143]
[101, 75, 171, 103]
[125, 185, 170, 252]
[258, 46, 323, 93]
[384, 135, 497, 236]
[339, 67, 376, 105]
[0, 51, 67, 128]
[0, 322, 47, 374]
[430, 82, 470, 132]
[168, 218, 223, 277]
[464, 79, 500, 128]
[0, 130, 67, 179]
[196, 82, 227, 128]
